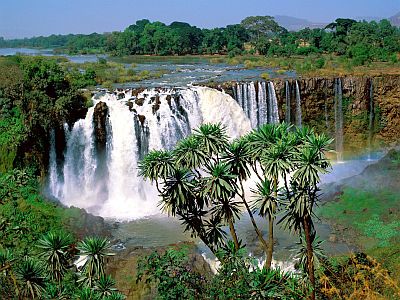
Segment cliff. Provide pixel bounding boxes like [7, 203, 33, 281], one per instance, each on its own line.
[213, 75, 400, 155]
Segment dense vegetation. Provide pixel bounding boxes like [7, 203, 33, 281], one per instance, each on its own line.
[1, 17, 399, 65]
[0, 55, 92, 173]
[0, 169, 125, 299]
[0, 55, 126, 299]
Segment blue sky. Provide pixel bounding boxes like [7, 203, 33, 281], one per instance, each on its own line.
[0, 0, 399, 38]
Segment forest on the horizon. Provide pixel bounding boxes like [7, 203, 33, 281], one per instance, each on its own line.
[1, 16, 400, 65]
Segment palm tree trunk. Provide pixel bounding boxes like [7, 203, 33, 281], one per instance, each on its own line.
[239, 180, 269, 255]
[266, 176, 277, 269]
[228, 218, 240, 250]
[265, 215, 274, 269]
[303, 215, 316, 300]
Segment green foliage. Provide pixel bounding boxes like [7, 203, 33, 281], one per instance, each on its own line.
[137, 244, 308, 300]
[356, 215, 400, 247]
[318, 187, 400, 248]
[77, 237, 114, 286]
[140, 122, 332, 298]
[1, 16, 399, 61]
[0, 107, 27, 172]
[0, 55, 87, 173]
[15, 258, 47, 299]
[37, 231, 72, 282]
[137, 247, 205, 300]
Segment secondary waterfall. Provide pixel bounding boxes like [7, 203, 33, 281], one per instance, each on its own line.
[285, 81, 291, 124]
[233, 81, 279, 128]
[48, 86, 251, 220]
[295, 81, 302, 127]
[368, 79, 375, 159]
[334, 78, 344, 161]
[268, 82, 279, 124]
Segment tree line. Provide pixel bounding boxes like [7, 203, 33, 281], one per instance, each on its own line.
[1, 17, 399, 63]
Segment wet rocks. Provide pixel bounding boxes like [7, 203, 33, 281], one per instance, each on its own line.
[93, 101, 109, 150]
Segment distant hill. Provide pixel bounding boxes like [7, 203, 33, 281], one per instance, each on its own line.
[274, 15, 328, 31]
[389, 12, 400, 27]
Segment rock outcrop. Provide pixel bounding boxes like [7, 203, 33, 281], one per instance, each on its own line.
[93, 101, 109, 152]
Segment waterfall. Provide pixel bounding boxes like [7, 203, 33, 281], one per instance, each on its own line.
[61, 107, 100, 211]
[367, 79, 375, 160]
[268, 82, 279, 124]
[334, 78, 344, 162]
[248, 82, 258, 128]
[242, 83, 249, 119]
[233, 81, 280, 127]
[257, 82, 267, 126]
[295, 81, 302, 127]
[48, 129, 62, 198]
[285, 81, 290, 124]
[48, 87, 251, 220]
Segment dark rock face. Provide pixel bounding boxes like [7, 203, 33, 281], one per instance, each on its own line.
[152, 95, 161, 114]
[135, 98, 145, 106]
[93, 101, 109, 151]
[131, 87, 145, 97]
[137, 114, 146, 126]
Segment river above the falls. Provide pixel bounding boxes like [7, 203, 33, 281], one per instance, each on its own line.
[0, 48, 296, 85]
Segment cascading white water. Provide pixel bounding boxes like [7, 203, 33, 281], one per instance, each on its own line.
[248, 82, 258, 128]
[233, 81, 280, 127]
[285, 81, 291, 124]
[61, 107, 101, 211]
[334, 78, 344, 162]
[48, 129, 62, 199]
[295, 80, 302, 127]
[257, 82, 267, 126]
[49, 86, 251, 220]
[268, 82, 279, 124]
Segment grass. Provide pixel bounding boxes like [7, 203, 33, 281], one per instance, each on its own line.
[208, 54, 400, 77]
[318, 186, 400, 281]
[64, 60, 168, 87]
[318, 187, 400, 247]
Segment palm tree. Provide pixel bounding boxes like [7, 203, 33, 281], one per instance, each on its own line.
[282, 142, 331, 300]
[37, 232, 71, 282]
[247, 124, 276, 179]
[15, 259, 46, 299]
[251, 179, 278, 269]
[204, 162, 241, 250]
[193, 123, 229, 160]
[223, 138, 269, 255]
[204, 216, 227, 249]
[160, 168, 196, 216]
[260, 138, 294, 268]
[93, 275, 117, 298]
[295, 233, 326, 275]
[138, 149, 175, 192]
[174, 135, 208, 175]
[77, 237, 114, 287]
